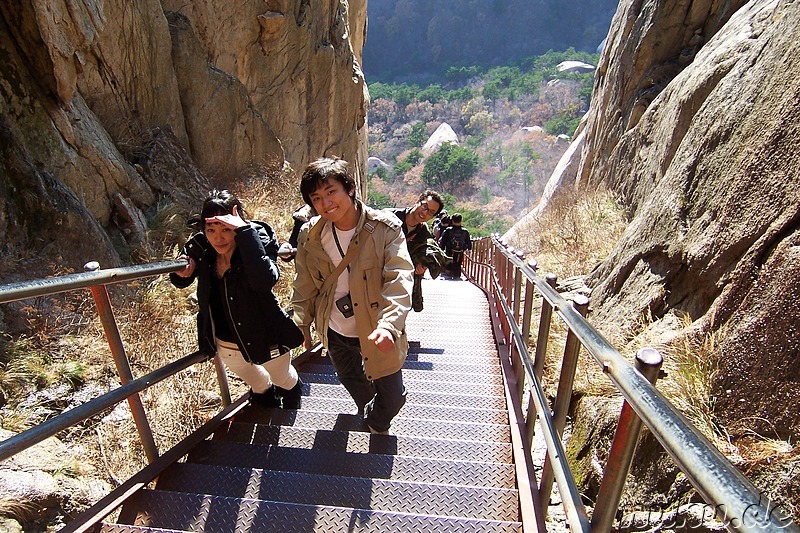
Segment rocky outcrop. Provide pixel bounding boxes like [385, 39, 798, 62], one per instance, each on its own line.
[160, 1, 369, 183]
[578, 0, 800, 440]
[422, 122, 459, 155]
[0, 0, 367, 274]
[504, 0, 800, 519]
[513, 0, 799, 440]
[507, 0, 799, 510]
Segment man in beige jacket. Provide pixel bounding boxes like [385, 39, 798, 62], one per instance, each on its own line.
[291, 157, 414, 434]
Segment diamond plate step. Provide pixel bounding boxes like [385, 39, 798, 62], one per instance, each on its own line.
[117, 489, 522, 532]
[156, 462, 519, 521]
[302, 359, 502, 375]
[188, 440, 516, 488]
[302, 365, 504, 384]
[404, 350, 500, 363]
[101, 525, 186, 533]
[232, 407, 511, 442]
[301, 369, 505, 387]
[293, 395, 509, 424]
[214, 423, 514, 463]
[297, 381, 507, 410]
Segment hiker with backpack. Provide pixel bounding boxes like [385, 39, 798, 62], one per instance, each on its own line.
[434, 214, 451, 246]
[390, 191, 450, 312]
[439, 212, 472, 279]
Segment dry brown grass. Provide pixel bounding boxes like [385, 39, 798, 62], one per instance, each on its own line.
[616, 313, 738, 455]
[512, 185, 627, 279]
[0, 498, 41, 526]
[235, 163, 304, 307]
[0, 168, 306, 521]
[515, 186, 626, 397]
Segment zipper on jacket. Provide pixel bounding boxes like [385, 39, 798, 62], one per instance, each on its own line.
[223, 276, 251, 362]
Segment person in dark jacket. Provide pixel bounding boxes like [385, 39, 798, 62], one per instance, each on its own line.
[170, 190, 303, 409]
[390, 190, 448, 312]
[439, 212, 472, 279]
[277, 204, 316, 261]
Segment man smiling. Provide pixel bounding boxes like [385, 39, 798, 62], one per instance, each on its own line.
[391, 190, 448, 312]
[291, 157, 414, 434]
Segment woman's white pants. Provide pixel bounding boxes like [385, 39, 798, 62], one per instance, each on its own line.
[215, 339, 298, 394]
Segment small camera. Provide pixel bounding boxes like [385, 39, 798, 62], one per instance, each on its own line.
[335, 293, 354, 318]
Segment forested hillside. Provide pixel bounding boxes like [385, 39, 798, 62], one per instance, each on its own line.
[366, 50, 598, 237]
[364, 0, 618, 82]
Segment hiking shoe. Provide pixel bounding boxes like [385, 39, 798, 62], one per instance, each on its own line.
[276, 378, 303, 409]
[249, 386, 281, 408]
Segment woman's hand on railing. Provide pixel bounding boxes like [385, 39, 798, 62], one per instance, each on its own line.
[174, 256, 196, 278]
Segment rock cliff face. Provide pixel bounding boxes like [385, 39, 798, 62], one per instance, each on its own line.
[507, 0, 797, 449]
[504, 0, 800, 513]
[578, 0, 800, 441]
[0, 0, 367, 274]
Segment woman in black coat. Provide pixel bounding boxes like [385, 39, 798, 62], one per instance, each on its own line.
[170, 190, 303, 408]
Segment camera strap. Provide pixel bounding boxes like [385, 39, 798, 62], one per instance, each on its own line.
[321, 224, 365, 295]
[332, 225, 350, 273]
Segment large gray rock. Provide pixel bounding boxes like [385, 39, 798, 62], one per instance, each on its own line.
[502, 0, 800, 514]
[160, 0, 369, 187]
[578, 0, 800, 440]
[165, 11, 284, 183]
[0, 430, 112, 530]
[422, 122, 459, 155]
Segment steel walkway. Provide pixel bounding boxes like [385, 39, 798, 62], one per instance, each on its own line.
[96, 276, 526, 532]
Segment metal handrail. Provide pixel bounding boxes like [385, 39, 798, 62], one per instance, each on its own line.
[1, 247, 796, 532]
[463, 236, 797, 532]
[0, 260, 187, 304]
[0, 351, 209, 462]
[0, 259, 230, 466]
[483, 258, 592, 532]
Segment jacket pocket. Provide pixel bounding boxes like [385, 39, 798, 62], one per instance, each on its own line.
[361, 262, 381, 310]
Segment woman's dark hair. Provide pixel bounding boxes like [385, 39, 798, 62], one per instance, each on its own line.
[300, 157, 357, 207]
[197, 190, 247, 230]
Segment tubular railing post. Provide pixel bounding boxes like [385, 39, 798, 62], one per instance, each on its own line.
[522, 262, 537, 445]
[540, 294, 590, 511]
[504, 249, 514, 305]
[498, 248, 507, 298]
[513, 252, 524, 325]
[591, 348, 664, 532]
[533, 273, 558, 381]
[211, 355, 232, 406]
[84, 262, 159, 464]
[522, 260, 537, 343]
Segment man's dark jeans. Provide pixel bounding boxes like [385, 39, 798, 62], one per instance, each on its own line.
[326, 328, 406, 432]
[412, 273, 424, 312]
[451, 251, 464, 277]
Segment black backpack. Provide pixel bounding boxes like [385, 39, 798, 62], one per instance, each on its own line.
[449, 228, 468, 252]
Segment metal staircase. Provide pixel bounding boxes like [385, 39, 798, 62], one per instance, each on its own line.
[6, 243, 793, 532]
[96, 278, 525, 532]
